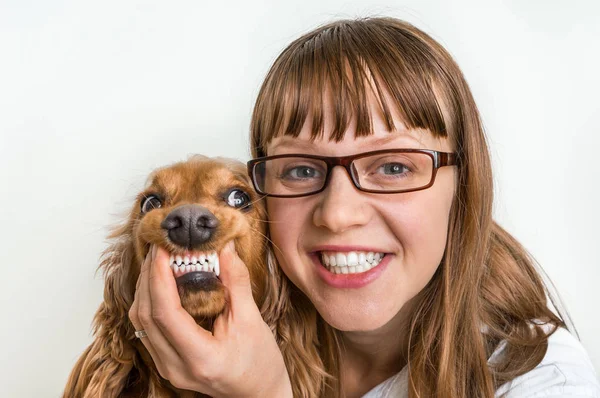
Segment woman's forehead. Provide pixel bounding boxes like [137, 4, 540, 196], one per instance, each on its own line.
[266, 125, 450, 155]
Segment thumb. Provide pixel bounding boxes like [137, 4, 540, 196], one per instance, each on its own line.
[218, 240, 256, 315]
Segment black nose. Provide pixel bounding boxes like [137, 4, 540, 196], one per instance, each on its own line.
[161, 204, 219, 249]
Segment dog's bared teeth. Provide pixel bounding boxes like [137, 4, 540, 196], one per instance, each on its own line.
[169, 250, 221, 278]
[214, 257, 220, 277]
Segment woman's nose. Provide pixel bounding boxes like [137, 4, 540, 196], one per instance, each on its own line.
[312, 166, 371, 233]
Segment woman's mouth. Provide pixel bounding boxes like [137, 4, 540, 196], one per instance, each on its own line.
[319, 251, 386, 274]
[312, 250, 392, 289]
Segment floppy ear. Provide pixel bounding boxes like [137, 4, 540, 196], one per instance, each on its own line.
[63, 218, 144, 398]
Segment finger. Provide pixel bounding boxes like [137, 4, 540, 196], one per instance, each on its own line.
[218, 240, 257, 316]
[130, 245, 154, 328]
[148, 246, 215, 359]
[130, 247, 167, 374]
[135, 245, 183, 377]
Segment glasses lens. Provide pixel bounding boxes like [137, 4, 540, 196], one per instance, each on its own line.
[253, 157, 328, 196]
[352, 152, 434, 192]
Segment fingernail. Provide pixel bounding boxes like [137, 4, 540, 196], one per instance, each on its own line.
[225, 240, 236, 253]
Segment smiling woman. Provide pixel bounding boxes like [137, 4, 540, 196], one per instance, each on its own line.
[125, 16, 599, 398]
[245, 16, 600, 398]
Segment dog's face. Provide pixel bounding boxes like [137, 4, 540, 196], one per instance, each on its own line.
[128, 155, 267, 322]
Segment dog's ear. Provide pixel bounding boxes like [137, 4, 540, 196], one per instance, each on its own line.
[63, 215, 142, 398]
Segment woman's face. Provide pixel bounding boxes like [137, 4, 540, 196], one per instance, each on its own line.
[265, 101, 456, 332]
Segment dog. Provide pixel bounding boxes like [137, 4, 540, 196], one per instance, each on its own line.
[62, 155, 270, 397]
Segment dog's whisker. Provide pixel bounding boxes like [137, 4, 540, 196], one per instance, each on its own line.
[247, 226, 285, 258]
[244, 216, 285, 224]
[247, 193, 268, 208]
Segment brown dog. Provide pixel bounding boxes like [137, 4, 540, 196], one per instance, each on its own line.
[63, 155, 268, 397]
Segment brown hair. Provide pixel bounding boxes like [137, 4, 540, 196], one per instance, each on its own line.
[251, 17, 569, 397]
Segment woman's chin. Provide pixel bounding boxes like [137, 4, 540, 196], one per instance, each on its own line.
[316, 303, 402, 333]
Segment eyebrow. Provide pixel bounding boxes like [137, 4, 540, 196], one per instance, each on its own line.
[270, 132, 421, 151]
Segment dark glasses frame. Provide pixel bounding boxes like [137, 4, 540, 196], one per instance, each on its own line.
[247, 149, 459, 198]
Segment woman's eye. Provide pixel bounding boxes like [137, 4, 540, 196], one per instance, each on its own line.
[379, 163, 410, 176]
[282, 166, 322, 180]
[141, 195, 162, 214]
[226, 189, 251, 210]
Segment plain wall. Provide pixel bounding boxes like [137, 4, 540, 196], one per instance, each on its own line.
[1, 0, 598, 396]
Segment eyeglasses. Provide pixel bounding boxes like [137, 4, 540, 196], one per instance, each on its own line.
[247, 149, 459, 198]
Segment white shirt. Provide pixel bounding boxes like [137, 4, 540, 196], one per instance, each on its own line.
[363, 327, 600, 397]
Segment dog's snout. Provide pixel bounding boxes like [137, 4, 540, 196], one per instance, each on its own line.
[161, 204, 219, 249]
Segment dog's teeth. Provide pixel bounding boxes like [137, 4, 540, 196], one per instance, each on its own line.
[176, 256, 183, 265]
[191, 255, 198, 264]
[208, 252, 217, 261]
[214, 257, 220, 277]
[184, 265, 190, 272]
[199, 254, 206, 264]
[184, 256, 190, 265]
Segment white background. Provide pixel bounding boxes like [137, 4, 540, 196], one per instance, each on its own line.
[1, 0, 598, 396]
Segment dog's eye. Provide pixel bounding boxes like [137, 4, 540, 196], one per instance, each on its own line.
[226, 189, 251, 210]
[141, 195, 162, 214]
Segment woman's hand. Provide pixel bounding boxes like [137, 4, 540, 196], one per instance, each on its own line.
[128, 241, 292, 398]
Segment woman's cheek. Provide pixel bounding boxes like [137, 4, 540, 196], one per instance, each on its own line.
[266, 198, 300, 268]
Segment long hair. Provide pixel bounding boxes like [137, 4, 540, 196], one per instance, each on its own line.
[63, 216, 156, 397]
[250, 17, 569, 397]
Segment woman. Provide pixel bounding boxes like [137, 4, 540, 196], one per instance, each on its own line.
[129, 17, 600, 397]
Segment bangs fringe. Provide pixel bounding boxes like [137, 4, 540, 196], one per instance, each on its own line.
[252, 18, 450, 157]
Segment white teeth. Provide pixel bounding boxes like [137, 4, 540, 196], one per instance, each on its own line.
[336, 253, 347, 266]
[358, 252, 366, 265]
[169, 250, 221, 278]
[320, 250, 386, 275]
[347, 252, 358, 266]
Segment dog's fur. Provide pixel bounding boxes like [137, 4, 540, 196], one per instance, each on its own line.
[63, 155, 272, 397]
